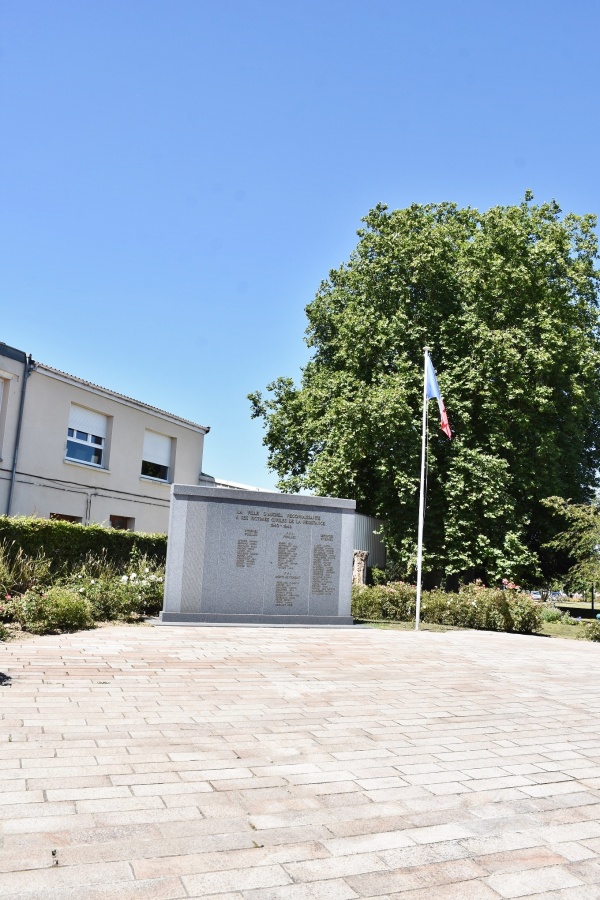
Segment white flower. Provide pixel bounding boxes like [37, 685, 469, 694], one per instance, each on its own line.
[145, 567, 149, 573]
[79, 588, 84, 593]
[91, 580, 95, 584]
[130, 573, 137, 580]
[121, 575, 128, 583]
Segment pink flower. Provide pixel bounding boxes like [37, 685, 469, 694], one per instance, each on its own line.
[502, 578, 509, 585]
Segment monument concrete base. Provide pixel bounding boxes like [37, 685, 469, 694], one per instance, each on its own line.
[159, 612, 354, 625]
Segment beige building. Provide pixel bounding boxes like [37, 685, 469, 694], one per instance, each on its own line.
[0, 342, 209, 533]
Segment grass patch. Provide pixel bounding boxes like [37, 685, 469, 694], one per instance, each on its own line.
[357, 618, 591, 641]
[355, 619, 467, 633]
[540, 621, 587, 640]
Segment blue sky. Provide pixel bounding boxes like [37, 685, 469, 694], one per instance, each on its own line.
[2, 0, 599, 489]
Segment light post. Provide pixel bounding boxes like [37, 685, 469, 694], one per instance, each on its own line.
[592, 545, 600, 616]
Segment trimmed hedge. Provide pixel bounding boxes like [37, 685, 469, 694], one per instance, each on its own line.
[0, 516, 167, 574]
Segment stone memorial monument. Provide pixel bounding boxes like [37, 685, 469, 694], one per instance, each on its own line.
[160, 484, 356, 625]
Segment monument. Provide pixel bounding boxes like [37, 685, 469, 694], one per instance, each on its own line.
[160, 484, 356, 625]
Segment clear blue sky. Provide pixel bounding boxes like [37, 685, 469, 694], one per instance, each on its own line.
[2, 1, 599, 489]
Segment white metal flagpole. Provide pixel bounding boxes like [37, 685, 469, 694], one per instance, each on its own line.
[415, 348, 429, 631]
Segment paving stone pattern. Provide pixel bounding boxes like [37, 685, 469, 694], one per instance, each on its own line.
[1, 624, 600, 898]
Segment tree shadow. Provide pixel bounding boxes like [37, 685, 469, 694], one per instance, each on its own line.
[0, 672, 11, 686]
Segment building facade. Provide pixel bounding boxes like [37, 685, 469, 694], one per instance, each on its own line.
[0, 343, 209, 533]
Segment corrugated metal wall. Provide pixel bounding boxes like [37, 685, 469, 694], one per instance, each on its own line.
[354, 513, 386, 568]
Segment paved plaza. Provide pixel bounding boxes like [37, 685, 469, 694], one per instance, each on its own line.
[1, 624, 600, 899]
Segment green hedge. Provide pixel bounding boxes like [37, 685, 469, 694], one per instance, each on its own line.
[0, 516, 167, 573]
[352, 582, 542, 634]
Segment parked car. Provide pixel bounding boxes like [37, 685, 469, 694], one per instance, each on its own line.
[530, 591, 542, 601]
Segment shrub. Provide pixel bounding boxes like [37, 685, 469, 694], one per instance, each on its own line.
[0, 596, 15, 623]
[561, 612, 582, 626]
[540, 606, 563, 623]
[510, 596, 543, 633]
[0, 622, 8, 641]
[351, 581, 417, 620]
[584, 621, 600, 641]
[12, 587, 94, 634]
[380, 582, 417, 620]
[352, 583, 541, 634]
[64, 552, 164, 621]
[369, 567, 388, 586]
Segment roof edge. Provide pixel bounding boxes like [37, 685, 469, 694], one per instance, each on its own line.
[36, 363, 210, 433]
[0, 342, 28, 364]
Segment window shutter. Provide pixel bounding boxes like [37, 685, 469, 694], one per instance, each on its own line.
[143, 430, 172, 466]
[69, 404, 108, 438]
[0, 380, 4, 410]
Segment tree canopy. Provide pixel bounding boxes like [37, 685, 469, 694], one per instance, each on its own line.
[542, 496, 600, 589]
[249, 196, 600, 585]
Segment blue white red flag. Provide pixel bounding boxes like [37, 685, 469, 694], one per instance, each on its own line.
[425, 352, 452, 439]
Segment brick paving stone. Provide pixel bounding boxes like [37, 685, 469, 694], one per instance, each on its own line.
[2, 624, 600, 898]
[347, 858, 488, 895]
[182, 863, 291, 894]
[477, 846, 569, 874]
[133, 842, 331, 880]
[403, 823, 474, 843]
[531, 889, 600, 899]
[282, 852, 389, 882]
[566, 858, 600, 883]
[387, 881, 503, 899]
[189, 895, 243, 900]
[486, 866, 585, 897]
[9, 878, 188, 900]
[0, 860, 135, 895]
[242, 882, 359, 900]
[552, 842, 596, 862]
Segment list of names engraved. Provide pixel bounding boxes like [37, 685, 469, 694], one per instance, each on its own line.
[277, 540, 298, 570]
[311, 539, 336, 595]
[227, 505, 342, 609]
[275, 578, 299, 606]
[236, 532, 259, 568]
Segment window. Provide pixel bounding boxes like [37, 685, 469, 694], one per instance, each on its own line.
[50, 513, 83, 523]
[141, 430, 173, 482]
[110, 515, 134, 530]
[66, 405, 108, 467]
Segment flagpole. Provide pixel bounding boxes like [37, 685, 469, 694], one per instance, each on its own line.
[415, 348, 428, 631]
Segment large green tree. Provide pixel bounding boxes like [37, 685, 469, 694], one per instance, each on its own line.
[249, 196, 600, 585]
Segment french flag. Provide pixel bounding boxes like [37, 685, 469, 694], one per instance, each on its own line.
[425, 352, 452, 439]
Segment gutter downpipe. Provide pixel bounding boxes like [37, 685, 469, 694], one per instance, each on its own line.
[6, 354, 35, 516]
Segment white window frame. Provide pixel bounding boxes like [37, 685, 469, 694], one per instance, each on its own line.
[66, 428, 105, 467]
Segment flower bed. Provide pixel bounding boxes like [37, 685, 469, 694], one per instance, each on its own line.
[1, 545, 165, 636]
